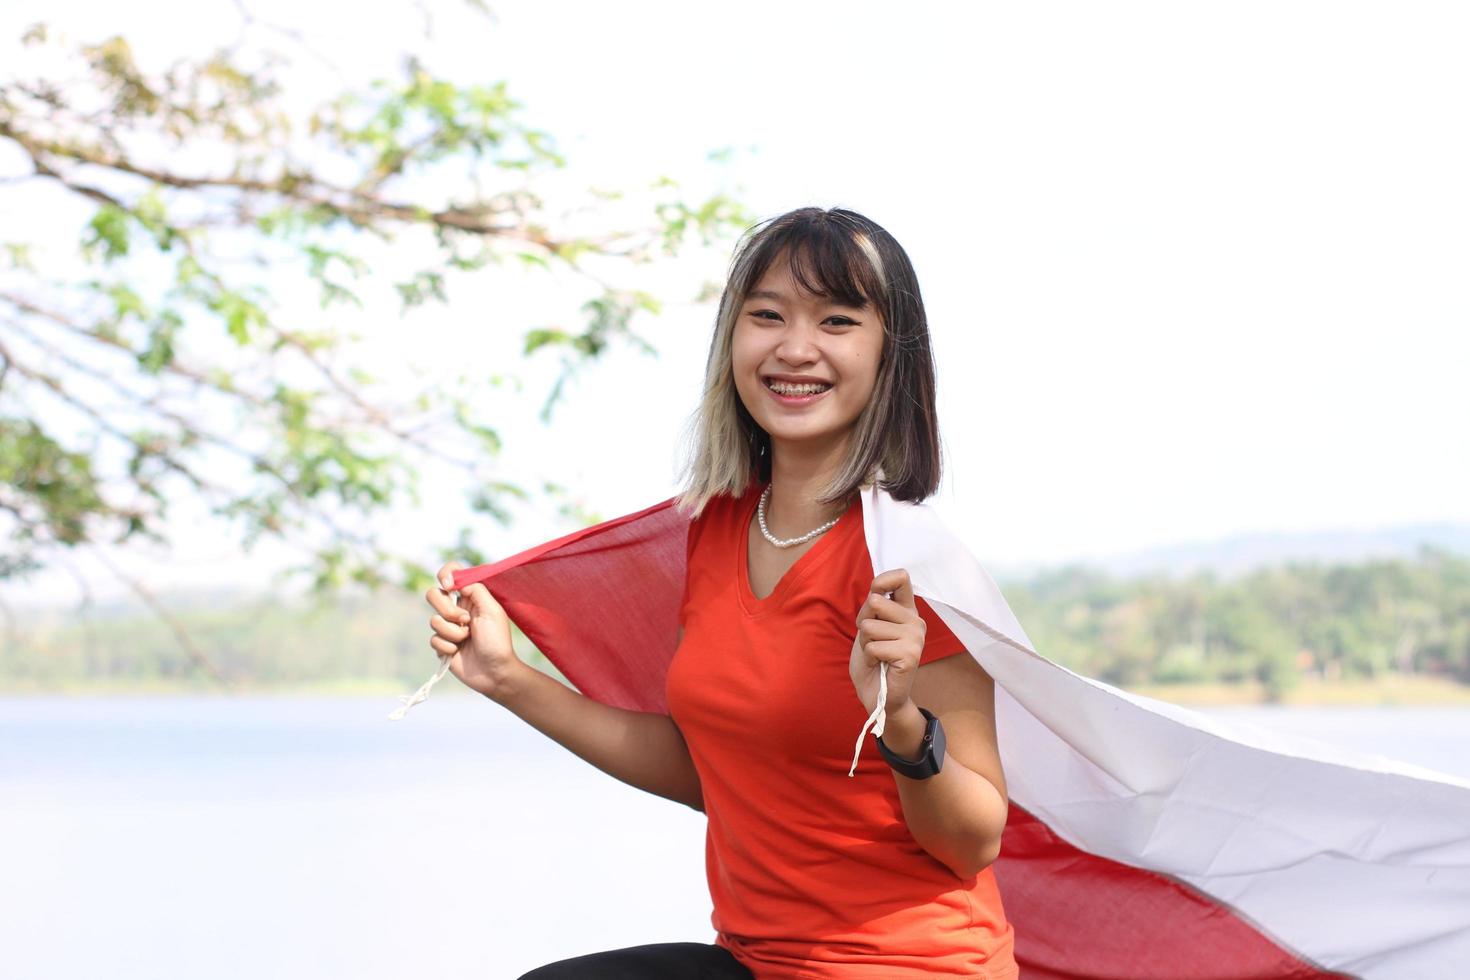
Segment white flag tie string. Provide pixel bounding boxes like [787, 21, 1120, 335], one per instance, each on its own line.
[847, 659, 887, 777]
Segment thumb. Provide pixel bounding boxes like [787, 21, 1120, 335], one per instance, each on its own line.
[458, 580, 505, 620]
[438, 564, 465, 592]
[891, 573, 915, 611]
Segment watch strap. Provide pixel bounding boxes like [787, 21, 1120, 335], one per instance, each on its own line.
[876, 706, 945, 779]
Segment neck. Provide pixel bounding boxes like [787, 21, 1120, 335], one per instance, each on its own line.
[763, 438, 855, 538]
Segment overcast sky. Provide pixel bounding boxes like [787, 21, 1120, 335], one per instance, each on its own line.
[2, 0, 1467, 608]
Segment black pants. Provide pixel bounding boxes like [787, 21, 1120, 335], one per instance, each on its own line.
[518, 941, 754, 979]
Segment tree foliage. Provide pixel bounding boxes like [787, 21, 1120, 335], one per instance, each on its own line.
[0, 12, 749, 684]
[1007, 546, 1470, 700]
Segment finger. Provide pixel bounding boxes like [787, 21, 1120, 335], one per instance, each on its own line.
[425, 585, 468, 624]
[870, 568, 915, 610]
[429, 614, 469, 642]
[857, 616, 904, 642]
[865, 590, 919, 625]
[429, 633, 458, 656]
[852, 580, 896, 626]
[863, 638, 918, 666]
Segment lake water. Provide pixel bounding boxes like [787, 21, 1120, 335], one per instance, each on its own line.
[4, 694, 1469, 979]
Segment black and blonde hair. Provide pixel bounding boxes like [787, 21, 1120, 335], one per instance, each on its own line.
[674, 206, 943, 519]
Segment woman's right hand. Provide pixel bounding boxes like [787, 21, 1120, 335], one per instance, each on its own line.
[425, 561, 525, 702]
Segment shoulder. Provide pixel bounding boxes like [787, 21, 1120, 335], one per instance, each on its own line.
[682, 485, 751, 558]
[861, 485, 965, 555]
[856, 487, 980, 602]
[914, 595, 967, 664]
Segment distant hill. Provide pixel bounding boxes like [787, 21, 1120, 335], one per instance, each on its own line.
[8, 523, 1470, 618]
[6, 524, 1469, 699]
[990, 522, 1470, 584]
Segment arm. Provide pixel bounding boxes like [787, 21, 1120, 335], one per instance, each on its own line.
[492, 626, 705, 813]
[881, 652, 1008, 878]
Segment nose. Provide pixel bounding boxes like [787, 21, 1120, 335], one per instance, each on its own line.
[773, 316, 824, 365]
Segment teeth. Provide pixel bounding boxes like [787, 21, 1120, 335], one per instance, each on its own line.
[766, 379, 832, 396]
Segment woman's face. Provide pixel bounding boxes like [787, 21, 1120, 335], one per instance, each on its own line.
[731, 250, 885, 461]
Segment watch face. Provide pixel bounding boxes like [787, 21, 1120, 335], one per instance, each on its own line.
[928, 712, 946, 775]
[878, 709, 944, 778]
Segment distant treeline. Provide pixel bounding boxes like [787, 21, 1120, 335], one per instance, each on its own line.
[5, 546, 1469, 698]
[1005, 546, 1470, 698]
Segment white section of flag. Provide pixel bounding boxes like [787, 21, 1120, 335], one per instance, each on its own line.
[858, 482, 1470, 979]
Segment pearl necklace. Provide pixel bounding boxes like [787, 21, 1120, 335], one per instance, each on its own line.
[757, 484, 843, 548]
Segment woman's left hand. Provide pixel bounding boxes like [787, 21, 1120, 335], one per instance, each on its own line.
[849, 568, 926, 717]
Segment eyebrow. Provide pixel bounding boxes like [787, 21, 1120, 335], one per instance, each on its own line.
[744, 288, 868, 308]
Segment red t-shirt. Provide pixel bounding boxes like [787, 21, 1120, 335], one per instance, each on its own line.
[667, 480, 1019, 979]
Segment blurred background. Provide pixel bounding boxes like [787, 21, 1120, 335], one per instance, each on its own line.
[2, 1, 1467, 977]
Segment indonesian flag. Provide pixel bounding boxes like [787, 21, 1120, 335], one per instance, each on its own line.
[432, 483, 1470, 980]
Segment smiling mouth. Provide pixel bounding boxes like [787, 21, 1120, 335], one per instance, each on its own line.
[763, 377, 833, 405]
[763, 378, 834, 396]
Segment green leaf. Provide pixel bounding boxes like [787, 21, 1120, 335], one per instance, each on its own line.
[522, 327, 570, 355]
[83, 204, 131, 261]
[212, 290, 268, 344]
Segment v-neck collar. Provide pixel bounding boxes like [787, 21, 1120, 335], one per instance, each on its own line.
[735, 482, 860, 617]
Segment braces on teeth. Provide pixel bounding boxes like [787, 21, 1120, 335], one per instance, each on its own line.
[768, 381, 831, 395]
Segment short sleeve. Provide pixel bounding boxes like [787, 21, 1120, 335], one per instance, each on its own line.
[678, 508, 704, 629]
[916, 595, 967, 665]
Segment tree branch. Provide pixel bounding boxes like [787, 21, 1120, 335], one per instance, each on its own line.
[92, 545, 238, 689]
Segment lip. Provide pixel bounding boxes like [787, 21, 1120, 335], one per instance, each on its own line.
[762, 377, 833, 407]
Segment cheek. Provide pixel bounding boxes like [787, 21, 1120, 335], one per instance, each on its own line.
[841, 345, 882, 393]
[729, 350, 757, 390]
[729, 326, 758, 369]
[728, 337, 764, 400]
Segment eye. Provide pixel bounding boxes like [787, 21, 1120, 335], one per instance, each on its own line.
[744, 310, 859, 327]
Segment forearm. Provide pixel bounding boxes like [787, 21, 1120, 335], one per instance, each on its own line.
[492, 662, 705, 812]
[883, 703, 1007, 878]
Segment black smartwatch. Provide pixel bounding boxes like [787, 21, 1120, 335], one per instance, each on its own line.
[876, 706, 946, 779]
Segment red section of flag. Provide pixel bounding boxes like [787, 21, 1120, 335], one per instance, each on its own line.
[450, 498, 1346, 978]
[998, 803, 1347, 979]
[451, 497, 687, 713]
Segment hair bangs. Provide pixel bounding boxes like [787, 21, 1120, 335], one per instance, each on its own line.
[742, 218, 887, 318]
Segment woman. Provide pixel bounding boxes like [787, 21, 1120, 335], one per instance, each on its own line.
[425, 207, 1019, 979]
